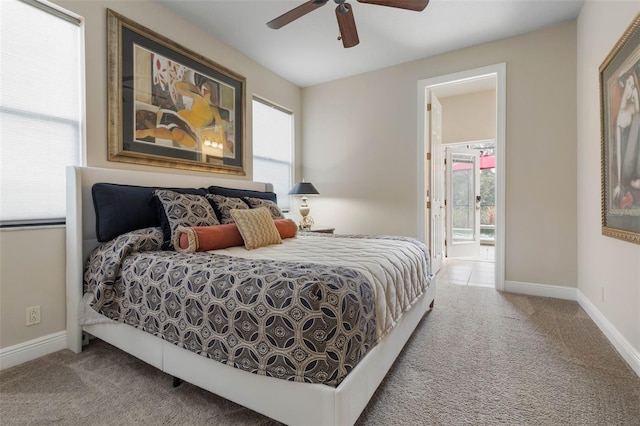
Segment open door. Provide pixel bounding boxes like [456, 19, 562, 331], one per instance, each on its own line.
[420, 63, 505, 290]
[429, 93, 445, 273]
[446, 147, 481, 259]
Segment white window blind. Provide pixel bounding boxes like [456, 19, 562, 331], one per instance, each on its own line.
[252, 98, 293, 211]
[0, 0, 84, 226]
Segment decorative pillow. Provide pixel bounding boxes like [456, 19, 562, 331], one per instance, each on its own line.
[208, 185, 277, 204]
[92, 183, 160, 242]
[230, 207, 282, 250]
[175, 219, 297, 253]
[205, 194, 249, 224]
[175, 223, 244, 252]
[274, 218, 298, 239]
[154, 189, 220, 250]
[92, 183, 206, 242]
[245, 197, 285, 219]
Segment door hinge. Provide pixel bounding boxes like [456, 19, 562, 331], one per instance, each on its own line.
[444, 199, 447, 206]
[427, 201, 431, 209]
[444, 158, 447, 165]
[427, 103, 432, 111]
[427, 152, 431, 160]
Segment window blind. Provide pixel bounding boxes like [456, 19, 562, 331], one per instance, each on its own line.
[252, 98, 293, 211]
[0, 0, 84, 226]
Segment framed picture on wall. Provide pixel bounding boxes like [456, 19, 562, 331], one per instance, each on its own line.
[600, 12, 640, 244]
[107, 9, 245, 175]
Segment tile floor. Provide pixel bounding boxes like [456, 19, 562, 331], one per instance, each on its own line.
[436, 245, 495, 288]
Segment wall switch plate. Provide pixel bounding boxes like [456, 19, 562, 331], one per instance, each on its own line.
[26, 306, 41, 326]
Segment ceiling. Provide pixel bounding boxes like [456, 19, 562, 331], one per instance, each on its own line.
[157, 0, 584, 88]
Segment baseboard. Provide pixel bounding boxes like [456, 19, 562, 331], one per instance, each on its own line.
[504, 280, 577, 300]
[502, 281, 640, 377]
[0, 331, 67, 371]
[577, 291, 640, 377]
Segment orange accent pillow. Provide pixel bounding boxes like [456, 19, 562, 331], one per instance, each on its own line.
[274, 218, 298, 239]
[175, 219, 297, 252]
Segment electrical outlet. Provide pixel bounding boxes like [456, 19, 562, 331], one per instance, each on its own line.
[26, 306, 41, 326]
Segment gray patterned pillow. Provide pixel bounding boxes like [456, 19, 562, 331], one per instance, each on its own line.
[154, 189, 220, 250]
[205, 194, 249, 224]
[245, 197, 285, 219]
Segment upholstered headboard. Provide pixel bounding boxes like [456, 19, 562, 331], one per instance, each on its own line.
[65, 166, 273, 352]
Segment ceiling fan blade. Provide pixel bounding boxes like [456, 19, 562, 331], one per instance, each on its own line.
[267, 0, 328, 29]
[356, 0, 429, 12]
[336, 3, 359, 48]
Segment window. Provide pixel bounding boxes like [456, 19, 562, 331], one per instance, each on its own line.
[252, 97, 293, 211]
[0, 0, 84, 227]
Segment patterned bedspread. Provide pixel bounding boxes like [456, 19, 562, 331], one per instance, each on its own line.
[83, 227, 432, 387]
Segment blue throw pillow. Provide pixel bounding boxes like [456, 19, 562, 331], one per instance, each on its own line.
[92, 183, 206, 243]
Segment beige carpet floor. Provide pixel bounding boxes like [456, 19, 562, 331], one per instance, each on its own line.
[2, 283, 639, 425]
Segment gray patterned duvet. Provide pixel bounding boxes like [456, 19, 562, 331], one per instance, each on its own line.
[83, 227, 431, 387]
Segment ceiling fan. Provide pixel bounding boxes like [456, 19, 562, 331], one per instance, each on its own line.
[267, 0, 429, 48]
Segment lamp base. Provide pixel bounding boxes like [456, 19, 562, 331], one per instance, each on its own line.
[298, 195, 314, 230]
[299, 215, 314, 231]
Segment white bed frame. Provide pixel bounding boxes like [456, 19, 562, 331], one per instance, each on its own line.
[65, 165, 436, 426]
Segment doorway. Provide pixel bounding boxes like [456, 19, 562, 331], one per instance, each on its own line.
[443, 141, 496, 287]
[445, 142, 496, 258]
[417, 63, 505, 291]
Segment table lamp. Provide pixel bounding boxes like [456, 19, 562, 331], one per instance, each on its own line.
[288, 181, 319, 230]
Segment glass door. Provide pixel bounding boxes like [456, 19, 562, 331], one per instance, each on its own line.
[446, 147, 481, 258]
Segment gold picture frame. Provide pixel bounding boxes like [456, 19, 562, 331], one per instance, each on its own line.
[107, 9, 246, 175]
[600, 12, 640, 244]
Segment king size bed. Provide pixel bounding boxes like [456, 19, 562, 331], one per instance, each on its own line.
[65, 166, 435, 425]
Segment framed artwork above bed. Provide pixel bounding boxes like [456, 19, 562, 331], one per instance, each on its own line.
[600, 11, 640, 244]
[107, 9, 246, 176]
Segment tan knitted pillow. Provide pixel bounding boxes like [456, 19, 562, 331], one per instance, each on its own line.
[230, 207, 282, 250]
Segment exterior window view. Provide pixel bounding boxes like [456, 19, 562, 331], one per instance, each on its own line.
[450, 144, 496, 245]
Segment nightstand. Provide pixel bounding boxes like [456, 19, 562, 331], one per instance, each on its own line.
[304, 226, 335, 234]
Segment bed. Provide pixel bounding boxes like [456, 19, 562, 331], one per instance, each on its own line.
[65, 165, 436, 426]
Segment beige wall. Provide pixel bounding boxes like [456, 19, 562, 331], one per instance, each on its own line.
[302, 21, 577, 288]
[441, 90, 496, 144]
[0, 228, 66, 347]
[0, 0, 302, 349]
[576, 1, 640, 353]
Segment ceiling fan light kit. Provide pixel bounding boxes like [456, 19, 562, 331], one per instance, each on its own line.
[267, 0, 429, 48]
